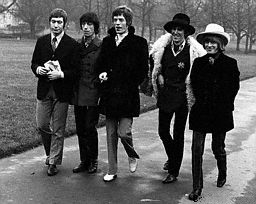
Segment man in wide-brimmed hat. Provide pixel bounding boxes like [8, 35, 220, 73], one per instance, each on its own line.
[187, 23, 240, 202]
[150, 13, 206, 184]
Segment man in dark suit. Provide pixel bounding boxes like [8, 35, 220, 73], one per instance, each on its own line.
[31, 8, 79, 176]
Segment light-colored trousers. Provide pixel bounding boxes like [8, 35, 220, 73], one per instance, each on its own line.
[36, 87, 68, 165]
[106, 117, 139, 174]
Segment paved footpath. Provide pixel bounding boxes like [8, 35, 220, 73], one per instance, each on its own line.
[0, 78, 256, 204]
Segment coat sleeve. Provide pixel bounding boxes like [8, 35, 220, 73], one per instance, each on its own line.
[95, 38, 109, 75]
[190, 58, 202, 100]
[31, 38, 41, 77]
[61, 40, 80, 82]
[228, 58, 240, 105]
[136, 38, 149, 86]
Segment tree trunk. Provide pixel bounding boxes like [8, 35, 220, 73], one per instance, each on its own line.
[29, 22, 36, 38]
[236, 37, 240, 51]
[245, 35, 249, 54]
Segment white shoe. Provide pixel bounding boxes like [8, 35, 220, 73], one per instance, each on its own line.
[103, 174, 117, 182]
[128, 157, 138, 173]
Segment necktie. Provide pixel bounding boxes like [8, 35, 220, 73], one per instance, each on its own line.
[52, 37, 57, 52]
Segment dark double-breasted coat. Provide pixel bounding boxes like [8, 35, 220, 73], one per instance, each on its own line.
[31, 33, 79, 102]
[189, 53, 240, 133]
[96, 26, 149, 118]
[71, 36, 102, 106]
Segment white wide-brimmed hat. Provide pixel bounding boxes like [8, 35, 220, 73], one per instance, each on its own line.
[197, 23, 230, 46]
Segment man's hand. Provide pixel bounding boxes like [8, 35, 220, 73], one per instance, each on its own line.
[158, 74, 164, 88]
[36, 66, 50, 75]
[47, 70, 64, 80]
[99, 72, 108, 82]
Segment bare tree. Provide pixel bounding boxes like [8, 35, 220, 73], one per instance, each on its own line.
[130, 0, 159, 38]
[243, 0, 256, 53]
[224, 0, 247, 51]
[0, 0, 16, 13]
[12, 0, 45, 38]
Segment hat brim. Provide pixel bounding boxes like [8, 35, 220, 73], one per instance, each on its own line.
[196, 32, 230, 46]
[164, 21, 195, 35]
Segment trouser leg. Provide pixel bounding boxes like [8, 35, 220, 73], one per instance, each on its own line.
[36, 98, 52, 157]
[49, 99, 68, 165]
[158, 109, 174, 165]
[74, 105, 88, 162]
[84, 106, 99, 161]
[106, 118, 118, 174]
[118, 118, 139, 159]
[192, 131, 206, 190]
[171, 104, 188, 176]
[212, 132, 227, 179]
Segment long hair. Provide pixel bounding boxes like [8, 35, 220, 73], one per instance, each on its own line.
[80, 12, 100, 34]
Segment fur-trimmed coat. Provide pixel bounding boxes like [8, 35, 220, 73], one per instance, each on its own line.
[150, 33, 206, 109]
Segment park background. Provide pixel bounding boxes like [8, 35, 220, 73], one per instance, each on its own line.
[0, 0, 256, 158]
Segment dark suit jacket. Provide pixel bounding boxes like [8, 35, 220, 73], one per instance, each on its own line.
[31, 33, 79, 102]
[189, 53, 240, 133]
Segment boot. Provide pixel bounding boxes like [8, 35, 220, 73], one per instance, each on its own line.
[88, 159, 98, 174]
[188, 189, 202, 202]
[216, 155, 227, 187]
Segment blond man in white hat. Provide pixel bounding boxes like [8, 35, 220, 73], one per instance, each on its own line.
[187, 23, 240, 201]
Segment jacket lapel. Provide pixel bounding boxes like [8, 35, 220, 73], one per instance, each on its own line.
[80, 36, 101, 56]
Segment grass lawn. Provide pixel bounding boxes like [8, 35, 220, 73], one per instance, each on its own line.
[0, 38, 255, 159]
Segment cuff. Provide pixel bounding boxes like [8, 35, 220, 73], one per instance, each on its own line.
[60, 71, 64, 78]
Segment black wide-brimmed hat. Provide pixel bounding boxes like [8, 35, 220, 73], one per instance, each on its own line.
[164, 13, 195, 35]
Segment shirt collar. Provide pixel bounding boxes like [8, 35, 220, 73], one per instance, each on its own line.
[51, 31, 64, 45]
[115, 32, 128, 46]
[171, 40, 186, 56]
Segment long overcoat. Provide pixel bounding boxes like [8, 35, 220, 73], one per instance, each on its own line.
[189, 53, 240, 133]
[96, 26, 149, 118]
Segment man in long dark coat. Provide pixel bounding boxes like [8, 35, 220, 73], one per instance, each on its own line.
[188, 23, 240, 202]
[96, 5, 148, 182]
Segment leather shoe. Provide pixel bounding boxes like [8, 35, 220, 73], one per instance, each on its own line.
[163, 160, 169, 170]
[128, 157, 138, 173]
[73, 162, 88, 173]
[88, 160, 98, 174]
[103, 174, 117, 182]
[188, 189, 202, 202]
[162, 174, 177, 184]
[217, 177, 226, 187]
[47, 164, 58, 176]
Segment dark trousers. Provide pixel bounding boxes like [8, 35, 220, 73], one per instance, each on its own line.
[74, 105, 99, 162]
[192, 131, 226, 190]
[158, 104, 188, 177]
